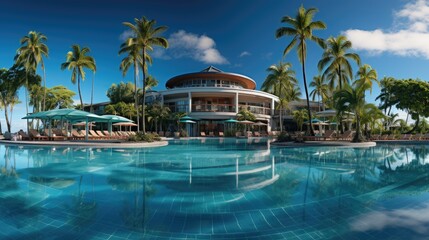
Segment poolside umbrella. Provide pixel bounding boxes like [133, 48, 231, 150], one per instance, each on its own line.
[100, 115, 133, 135]
[23, 109, 110, 140]
[224, 118, 238, 123]
[73, 122, 95, 127]
[180, 119, 196, 124]
[113, 122, 138, 131]
[252, 121, 267, 132]
[180, 115, 200, 121]
[239, 120, 254, 131]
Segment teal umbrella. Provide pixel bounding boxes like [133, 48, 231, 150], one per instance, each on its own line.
[100, 115, 134, 136]
[224, 118, 238, 123]
[180, 119, 196, 124]
[180, 115, 200, 121]
[22, 109, 110, 140]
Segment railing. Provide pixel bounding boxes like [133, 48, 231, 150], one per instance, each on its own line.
[192, 104, 235, 112]
[239, 105, 271, 115]
[168, 104, 189, 113]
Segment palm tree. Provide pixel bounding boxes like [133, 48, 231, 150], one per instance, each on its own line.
[262, 62, 298, 132]
[15, 31, 49, 112]
[122, 16, 168, 133]
[309, 75, 329, 111]
[354, 64, 378, 96]
[318, 35, 360, 90]
[334, 83, 369, 142]
[60, 45, 96, 110]
[119, 39, 142, 131]
[293, 109, 308, 132]
[276, 6, 326, 135]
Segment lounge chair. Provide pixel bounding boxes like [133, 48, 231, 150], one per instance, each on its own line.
[44, 129, 65, 141]
[96, 130, 110, 139]
[315, 130, 336, 141]
[218, 132, 224, 137]
[200, 132, 206, 137]
[53, 129, 68, 140]
[246, 131, 253, 138]
[208, 132, 215, 137]
[335, 130, 353, 141]
[254, 132, 261, 137]
[71, 130, 85, 140]
[29, 129, 49, 141]
[18, 130, 30, 140]
[400, 134, 411, 140]
[88, 130, 102, 139]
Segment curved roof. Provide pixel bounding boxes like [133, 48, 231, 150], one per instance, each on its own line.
[166, 66, 257, 90]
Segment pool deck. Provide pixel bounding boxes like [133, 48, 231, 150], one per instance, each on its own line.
[0, 139, 169, 148]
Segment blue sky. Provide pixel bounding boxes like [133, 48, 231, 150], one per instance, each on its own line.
[1, 0, 429, 132]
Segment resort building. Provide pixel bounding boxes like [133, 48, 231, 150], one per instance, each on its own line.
[147, 66, 279, 136]
[86, 66, 324, 135]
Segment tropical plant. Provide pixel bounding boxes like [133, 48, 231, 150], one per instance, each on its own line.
[119, 39, 142, 131]
[122, 16, 168, 133]
[236, 109, 256, 121]
[360, 103, 385, 137]
[334, 83, 370, 142]
[318, 35, 360, 90]
[15, 31, 49, 112]
[276, 5, 326, 135]
[292, 109, 308, 131]
[0, 68, 22, 132]
[106, 82, 135, 104]
[309, 75, 329, 111]
[45, 86, 76, 110]
[354, 64, 378, 96]
[60, 45, 96, 110]
[262, 62, 298, 132]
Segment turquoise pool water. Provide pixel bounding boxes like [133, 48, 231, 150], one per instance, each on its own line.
[1, 138, 429, 239]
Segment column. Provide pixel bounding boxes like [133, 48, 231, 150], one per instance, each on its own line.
[235, 92, 239, 113]
[271, 98, 275, 115]
[188, 92, 192, 113]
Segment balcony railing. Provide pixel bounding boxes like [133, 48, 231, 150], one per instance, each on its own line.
[192, 104, 235, 112]
[239, 105, 271, 115]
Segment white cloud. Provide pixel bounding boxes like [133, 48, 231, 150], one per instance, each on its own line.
[350, 202, 429, 234]
[239, 51, 251, 57]
[344, 0, 429, 59]
[119, 30, 134, 42]
[156, 30, 228, 64]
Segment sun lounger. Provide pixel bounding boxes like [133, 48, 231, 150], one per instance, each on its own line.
[200, 132, 206, 137]
[88, 130, 102, 139]
[208, 132, 215, 137]
[335, 130, 353, 141]
[400, 134, 411, 140]
[18, 130, 30, 140]
[254, 132, 260, 137]
[96, 130, 110, 139]
[219, 132, 224, 137]
[315, 130, 336, 141]
[29, 129, 49, 141]
[44, 129, 65, 141]
[71, 130, 85, 140]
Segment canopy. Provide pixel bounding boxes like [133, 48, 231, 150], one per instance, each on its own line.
[100, 115, 133, 123]
[23, 109, 110, 141]
[304, 118, 323, 124]
[252, 121, 267, 126]
[224, 118, 238, 123]
[23, 109, 109, 122]
[73, 122, 95, 127]
[239, 120, 254, 124]
[180, 119, 196, 124]
[113, 122, 138, 127]
[180, 115, 199, 121]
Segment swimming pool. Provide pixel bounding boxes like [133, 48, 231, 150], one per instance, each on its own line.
[1, 138, 428, 239]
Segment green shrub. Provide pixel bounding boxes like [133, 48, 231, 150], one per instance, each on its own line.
[128, 132, 161, 142]
[276, 131, 293, 142]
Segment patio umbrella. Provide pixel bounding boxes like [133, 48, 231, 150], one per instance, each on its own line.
[224, 118, 238, 123]
[100, 115, 134, 136]
[113, 122, 138, 131]
[23, 109, 110, 140]
[252, 121, 267, 126]
[239, 120, 254, 131]
[180, 115, 200, 121]
[73, 122, 95, 127]
[180, 119, 196, 124]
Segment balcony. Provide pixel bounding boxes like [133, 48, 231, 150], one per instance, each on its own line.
[239, 105, 271, 115]
[192, 104, 235, 113]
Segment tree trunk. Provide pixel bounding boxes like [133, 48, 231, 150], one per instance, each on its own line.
[42, 64, 46, 112]
[134, 60, 140, 132]
[90, 72, 94, 113]
[141, 48, 147, 133]
[338, 64, 343, 90]
[5, 107, 10, 133]
[301, 46, 314, 136]
[279, 106, 283, 132]
[406, 115, 419, 134]
[352, 113, 365, 142]
[78, 73, 84, 110]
